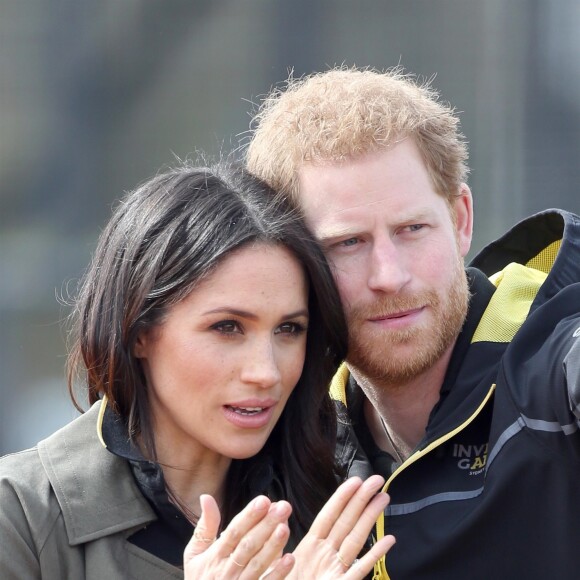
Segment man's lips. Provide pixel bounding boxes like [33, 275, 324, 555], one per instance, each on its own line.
[368, 307, 425, 321]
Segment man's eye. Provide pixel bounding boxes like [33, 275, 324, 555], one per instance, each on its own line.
[276, 322, 307, 335]
[340, 238, 359, 247]
[212, 320, 241, 334]
[407, 224, 424, 232]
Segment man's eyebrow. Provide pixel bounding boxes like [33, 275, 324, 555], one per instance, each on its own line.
[397, 208, 434, 222]
[316, 227, 360, 244]
[315, 207, 437, 244]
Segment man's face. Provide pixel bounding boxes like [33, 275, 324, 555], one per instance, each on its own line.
[298, 139, 473, 384]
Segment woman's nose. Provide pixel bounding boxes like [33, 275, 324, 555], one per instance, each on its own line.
[240, 340, 282, 388]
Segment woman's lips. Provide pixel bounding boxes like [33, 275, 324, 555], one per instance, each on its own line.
[222, 399, 277, 429]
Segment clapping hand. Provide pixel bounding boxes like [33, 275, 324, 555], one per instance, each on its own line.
[183, 494, 295, 579]
[288, 475, 395, 579]
[183, 475, 395, 579]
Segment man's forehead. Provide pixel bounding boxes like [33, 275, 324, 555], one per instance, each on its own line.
[297, 163, 375, 214]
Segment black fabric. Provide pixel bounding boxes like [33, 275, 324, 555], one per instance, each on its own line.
[101, 406, 192, 567]
[469, 209, 566, 275]
[128, 460, 194, 567]
[346, 379, 399, 478]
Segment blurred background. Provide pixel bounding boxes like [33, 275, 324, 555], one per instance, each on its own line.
[1, 0, 579, 455]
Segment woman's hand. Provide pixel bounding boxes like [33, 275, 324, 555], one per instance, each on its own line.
[183, 494, 295, 579]
[289, 475, 396, 579]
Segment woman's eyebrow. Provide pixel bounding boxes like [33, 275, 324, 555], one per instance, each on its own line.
[203, 307, 309, 319]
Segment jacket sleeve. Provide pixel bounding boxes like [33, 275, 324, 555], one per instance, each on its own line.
[0, 456, 42, 580]
[565, 330, 580, 420]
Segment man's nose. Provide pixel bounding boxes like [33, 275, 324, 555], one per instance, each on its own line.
[367, 236, 411, 293]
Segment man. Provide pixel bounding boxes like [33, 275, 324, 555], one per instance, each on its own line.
[246, 67, 580, 579]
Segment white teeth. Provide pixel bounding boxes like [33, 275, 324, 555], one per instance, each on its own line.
[229, 406, 263, 415]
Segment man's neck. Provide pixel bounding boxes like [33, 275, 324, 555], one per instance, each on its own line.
[350, 348, 453, 460]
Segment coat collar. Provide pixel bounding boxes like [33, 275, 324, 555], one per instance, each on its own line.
[469, 208, 580, 310]
[37, 401, 156, 545]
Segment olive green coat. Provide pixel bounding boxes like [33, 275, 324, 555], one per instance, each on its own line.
[0, 401, 183, 579]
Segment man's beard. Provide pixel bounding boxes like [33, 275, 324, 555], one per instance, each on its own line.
[346, 256, 470, 386]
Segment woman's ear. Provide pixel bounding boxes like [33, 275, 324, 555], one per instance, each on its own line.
[453, 183, 473, 258]
[133, 332, 149, 359]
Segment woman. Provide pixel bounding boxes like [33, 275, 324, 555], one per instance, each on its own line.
[0, 162, 395, 579]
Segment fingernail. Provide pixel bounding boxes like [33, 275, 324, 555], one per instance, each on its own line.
[270, 501, 290, 516]
[368, 475, 385, 488]
[341, 477, 362, 491]
[282, 553, 295, 568]
[253, 496, 269, 510]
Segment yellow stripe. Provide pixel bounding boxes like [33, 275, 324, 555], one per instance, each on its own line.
[96, 395, 108, 449]
[329, 362, 350, 405]
[525, 239, 560, 273]
[471, 239, 560, 344]
[374, 383, 497, 579]
[472, 263, 546, 343]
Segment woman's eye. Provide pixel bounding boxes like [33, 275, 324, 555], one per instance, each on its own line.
[212, 320, 241, 335]
[276, 322, 307, 335]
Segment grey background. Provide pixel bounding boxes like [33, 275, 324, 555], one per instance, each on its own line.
[2, 0, 580, 455]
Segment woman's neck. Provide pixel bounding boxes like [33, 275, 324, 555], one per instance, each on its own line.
[142, 433, 232, 520]
[162, 459, 230, 521]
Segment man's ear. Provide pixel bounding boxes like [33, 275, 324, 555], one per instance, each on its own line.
[453, 183, 473, 258]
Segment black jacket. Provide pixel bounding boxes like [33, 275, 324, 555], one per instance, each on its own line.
[331, 209, 580, 579]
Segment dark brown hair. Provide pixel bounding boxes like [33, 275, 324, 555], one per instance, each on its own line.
[67, 161, 347, 538]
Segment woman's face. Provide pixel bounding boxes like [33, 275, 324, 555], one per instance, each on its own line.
[134, 243, 309, 466]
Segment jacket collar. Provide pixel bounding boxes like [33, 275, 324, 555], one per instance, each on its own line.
[469, 209, 580, 311]
[37, 401, 156, 545]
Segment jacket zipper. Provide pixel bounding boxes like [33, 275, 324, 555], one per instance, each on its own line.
[374, 382, 497, 580]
